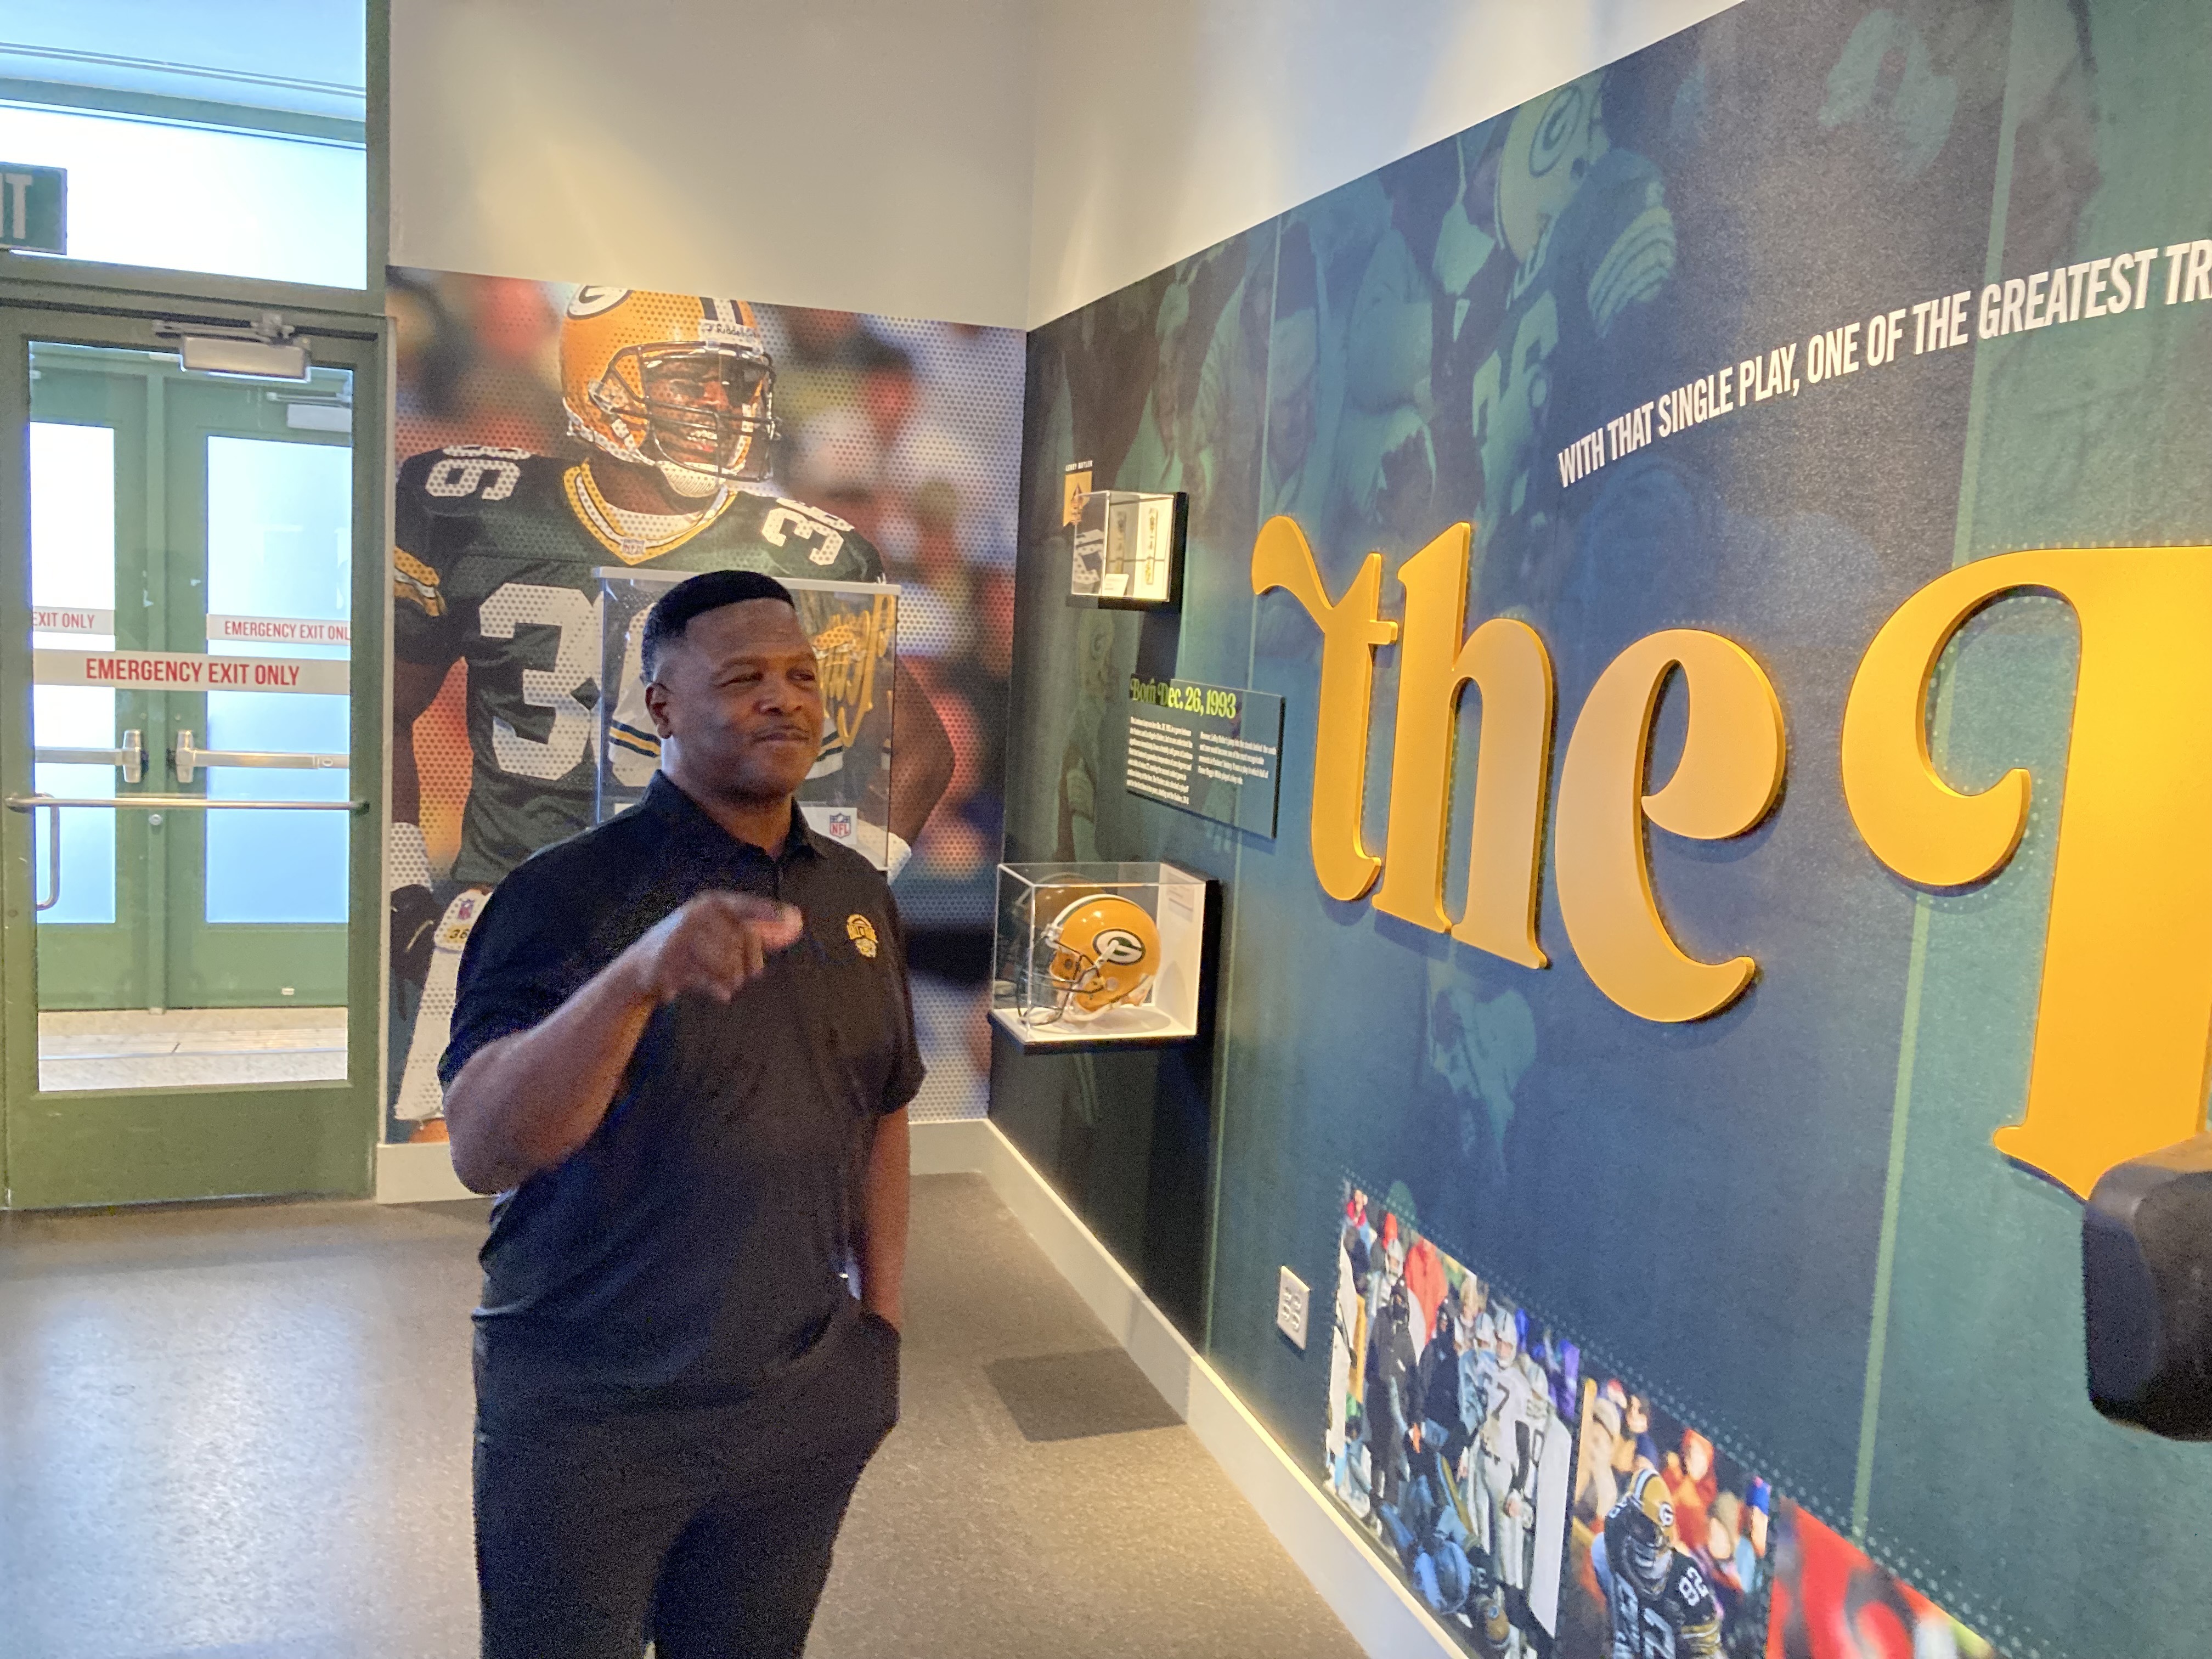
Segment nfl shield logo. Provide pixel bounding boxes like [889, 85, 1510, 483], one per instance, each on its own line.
[827, 811, 854, 840]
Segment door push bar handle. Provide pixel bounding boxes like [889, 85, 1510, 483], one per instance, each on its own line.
[5, 794, 368, 812]
[172, 730, 349, 784]
[7, 788, 369, 915]
[21, 798, 59, 911]
[32, 729, 145, 783]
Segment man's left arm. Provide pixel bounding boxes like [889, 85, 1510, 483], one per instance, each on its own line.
[857, 1106, 910, 1329]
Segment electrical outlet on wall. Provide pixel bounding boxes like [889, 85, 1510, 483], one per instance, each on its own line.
[1276, 1266, 1310, 1349]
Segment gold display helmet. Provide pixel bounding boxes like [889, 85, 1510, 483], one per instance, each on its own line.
[561, 288, 780, 490]
[1039, 891, 1160, 1020]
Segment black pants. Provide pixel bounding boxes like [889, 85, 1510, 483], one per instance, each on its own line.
[475, 1299, 900, 1659]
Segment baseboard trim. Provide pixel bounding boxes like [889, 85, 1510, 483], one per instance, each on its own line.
[916, 1117, 1459, 1659]
[909, 1114, 997, 1175]
[374, 1138, 475, 1204]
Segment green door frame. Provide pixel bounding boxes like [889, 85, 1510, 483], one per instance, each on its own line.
[0, 0, 392, 1206]
[0, 293, 390, 1207]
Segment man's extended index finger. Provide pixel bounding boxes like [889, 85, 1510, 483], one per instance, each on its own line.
[697, 891, 804, 948]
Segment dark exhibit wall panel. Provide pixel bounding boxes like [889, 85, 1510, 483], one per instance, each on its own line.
[999, 3, 2212, 1656]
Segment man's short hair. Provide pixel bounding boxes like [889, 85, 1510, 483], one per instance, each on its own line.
[641, 570, 795, 680]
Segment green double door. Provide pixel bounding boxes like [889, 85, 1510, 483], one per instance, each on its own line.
[2, 299, 386, 1207]
[31, 342, 353, 1008]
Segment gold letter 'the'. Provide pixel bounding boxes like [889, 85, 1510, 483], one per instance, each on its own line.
[1251, 517, 1397, 901]
[1555, 631, 1787, 1022]
[1372, 523, 1554, 967]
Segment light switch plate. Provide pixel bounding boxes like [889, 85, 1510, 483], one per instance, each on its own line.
[1276, 1266, 1311, 1349]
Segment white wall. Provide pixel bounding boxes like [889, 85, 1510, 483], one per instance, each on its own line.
[391, 0, 1743, 330]
[1025, 0, 1743, 325]
[390, 0, 1037, 325]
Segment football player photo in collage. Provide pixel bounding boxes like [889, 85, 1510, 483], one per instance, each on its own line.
[1327, 1187, 1578, 1658]
[1561, 1376, 1773, 1658]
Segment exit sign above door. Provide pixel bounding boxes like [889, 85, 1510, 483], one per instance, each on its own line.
[0, 165, 65, 254]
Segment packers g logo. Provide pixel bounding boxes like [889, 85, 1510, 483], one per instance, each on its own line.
[567, 286, 629, 318]
[1093, 927, 1147, 966]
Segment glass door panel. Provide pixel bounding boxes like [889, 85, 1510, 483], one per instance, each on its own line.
[202, 436, 352, 927]
[29, 420, 120, 927]
[25, 343, 353, 1091]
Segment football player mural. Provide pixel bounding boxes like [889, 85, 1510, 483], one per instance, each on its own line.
[386, 281, 996, 1140]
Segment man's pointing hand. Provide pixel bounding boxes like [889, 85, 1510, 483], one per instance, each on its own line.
[624, 892, 805, 1005]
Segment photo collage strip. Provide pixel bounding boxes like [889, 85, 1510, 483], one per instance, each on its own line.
[1325, 1186, 2006, 1659]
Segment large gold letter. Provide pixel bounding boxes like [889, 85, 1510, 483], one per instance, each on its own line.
[1842, 546, 2212, 1198]
[1555, 631, 1787, 1022]
[1251, 516, 1398, 901]
[1372, 523, 1555, 967]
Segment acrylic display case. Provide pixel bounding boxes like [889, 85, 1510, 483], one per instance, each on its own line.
[991, 861, 1207, 1047]
[1069, 490, 1184, 607]
[595, 569, 900, 868]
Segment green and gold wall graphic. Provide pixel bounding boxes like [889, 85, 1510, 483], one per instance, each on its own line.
[1000, 2, 2212, 1655]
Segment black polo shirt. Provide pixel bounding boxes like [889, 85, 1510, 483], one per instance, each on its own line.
[441, 772, 925, 1418]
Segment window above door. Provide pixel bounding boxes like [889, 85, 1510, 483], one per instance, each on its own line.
[0, 1, 368, 290]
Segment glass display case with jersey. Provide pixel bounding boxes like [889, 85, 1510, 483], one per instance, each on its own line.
[595, 571, 900, 867]
[991, 862, 1207, 1047]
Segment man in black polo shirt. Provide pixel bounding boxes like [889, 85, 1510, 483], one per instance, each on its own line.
[441, 568, 921, 1659]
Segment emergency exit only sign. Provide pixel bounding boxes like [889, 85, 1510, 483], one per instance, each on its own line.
[0, 165, 65, 255]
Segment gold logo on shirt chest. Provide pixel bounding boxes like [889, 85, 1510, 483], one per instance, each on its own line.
[846, 913, 879, 959]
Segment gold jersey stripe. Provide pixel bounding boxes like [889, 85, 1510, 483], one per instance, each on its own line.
[563, 463, 737, 564]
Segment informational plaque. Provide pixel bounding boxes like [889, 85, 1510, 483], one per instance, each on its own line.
[1121, 676, 1283, 836]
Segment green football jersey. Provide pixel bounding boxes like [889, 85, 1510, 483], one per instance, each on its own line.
[394, 446, 885, 885]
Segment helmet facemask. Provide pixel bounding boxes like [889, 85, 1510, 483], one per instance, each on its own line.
[588, 342, 779, 492]
[1032, 927, 1108, 1025]
[1620, 1468, 1678, 1596]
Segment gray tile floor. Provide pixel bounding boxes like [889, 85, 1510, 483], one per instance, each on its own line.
[0, 1174, 1362, 1659]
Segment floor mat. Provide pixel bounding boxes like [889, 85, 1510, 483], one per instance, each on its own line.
[985, 1347, 1182, 1442]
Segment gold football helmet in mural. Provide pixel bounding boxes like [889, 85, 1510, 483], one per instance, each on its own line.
[1040, 893, 1160, 1020]
[561, 288, 780, 493]
[1494, 75, 1610, 266]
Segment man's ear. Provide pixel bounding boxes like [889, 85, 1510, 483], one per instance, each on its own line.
[644, 678, 676, 739]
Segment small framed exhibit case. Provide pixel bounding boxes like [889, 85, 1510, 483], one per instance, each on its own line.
[992, 861, 1207, 1047]
[1069, 490, 1185, 608]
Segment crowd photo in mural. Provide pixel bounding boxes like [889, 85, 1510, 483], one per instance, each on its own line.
[385, 273, 1020, 1141]
[1003, 0, 2212, 1655]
